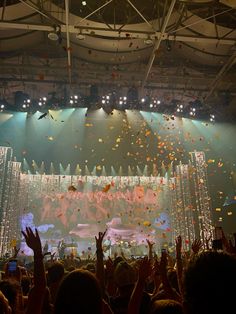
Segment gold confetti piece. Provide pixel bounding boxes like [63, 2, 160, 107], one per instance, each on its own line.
[227, 212, 233, 216]
[102, 184, 111, 192]
[143, 221, 151, 227]
[215, 208, 221, 212]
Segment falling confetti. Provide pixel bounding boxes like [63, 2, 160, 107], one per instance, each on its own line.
[102, 184, 111, 192]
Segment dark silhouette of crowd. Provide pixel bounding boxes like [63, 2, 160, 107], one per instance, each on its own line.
[0, 225, 236, 314]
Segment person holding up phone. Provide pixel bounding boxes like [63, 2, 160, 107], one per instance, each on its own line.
[212, 226, 223, 251]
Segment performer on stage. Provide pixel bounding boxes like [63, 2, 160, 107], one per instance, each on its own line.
[43, 240, 49, 255]
[58, 239, 66, 259]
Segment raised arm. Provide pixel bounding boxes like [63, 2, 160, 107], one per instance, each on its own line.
[175, 235, 183, 297]
[146, 239, 155, 260]
[191, 239, 202, 256]
[95, 230, 106, 294]
[128, 256, 152, 314]
[21, 227, 46, 314]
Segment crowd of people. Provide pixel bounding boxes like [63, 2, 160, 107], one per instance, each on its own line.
[0, 226, 235, 314]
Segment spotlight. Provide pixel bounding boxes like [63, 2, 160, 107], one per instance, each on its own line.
[70, 99, 74, 104]
[150, 103, 153, 108]
[0, 104, 4, 109]
[22, 104, 27, 109]
[82, 0, 87, 5]
[38, 97, 47, 106]
[189, 107, 196, 116]
[210, 114, 215, 122]
[141, 98, 145, 103]
[176, 104, 183, 113]
[119, 96, 127, 106]
[102, 99, 106, 104]
[23, 99, 30, 108]
[157, 100, 161, 104]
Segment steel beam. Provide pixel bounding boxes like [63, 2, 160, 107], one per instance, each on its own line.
[204, 51, 236, 102]
[65, 0, 72, 85]
[0, 21, 235, 45]
[142, 0, 176, 89]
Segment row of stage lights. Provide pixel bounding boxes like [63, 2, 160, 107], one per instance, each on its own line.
[0, 95, 216, 122]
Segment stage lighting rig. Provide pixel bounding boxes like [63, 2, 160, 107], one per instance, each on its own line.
[38, 97, 47, 107]
[210, 114, 215, 122]
[69, 95, 78, 105]
[176, 104, 183, 113]
[189, 107, 196, 117]
[119, 96, 127, 106]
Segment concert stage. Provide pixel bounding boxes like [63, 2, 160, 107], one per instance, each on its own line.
[0, 146, 213, 257]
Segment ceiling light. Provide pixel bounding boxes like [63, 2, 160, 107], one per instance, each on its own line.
[76, 33, 85, 40]
[48, 32, 59, 41]
[48, 26, 61, 41]
[144, 36, 153, 45]
[0, 104, 4, 109]
[82, 1, 87, 5]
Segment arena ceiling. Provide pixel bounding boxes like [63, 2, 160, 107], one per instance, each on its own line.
[0, 0, 236, 118]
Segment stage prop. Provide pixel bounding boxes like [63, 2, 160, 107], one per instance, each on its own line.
[0, 146, 213, 256]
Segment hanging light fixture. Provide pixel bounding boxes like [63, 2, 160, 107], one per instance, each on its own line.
[48, 25, 61, 41]
[76, 29, 85, 40]
[144, 35, 153, 45]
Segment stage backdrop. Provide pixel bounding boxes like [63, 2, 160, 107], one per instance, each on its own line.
[19, 174, 171, 255]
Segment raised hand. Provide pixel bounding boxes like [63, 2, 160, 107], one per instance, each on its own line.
[191, 239, 203, 254]
[21, 227, 42, 255]
[160, 250, 168, 275]
[222, 230, 236, 255]
[95, 230, 107, 251]
[175, 235, 182, 257]
[138, 256, 152, 283]
[146, 239, 155, 249]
